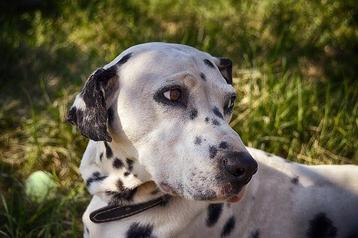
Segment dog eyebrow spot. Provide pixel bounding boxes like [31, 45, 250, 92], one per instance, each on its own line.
[219, 141, 228, 149]
[204, 59, 215, 68]
[221, 216, 236, 237]
[189, 109, 198, 120]
[205, 117, 210, 123]
[206, 203, 223, 227]
[213, 107, 224, 119]
[113, 158, 124, 169]
[194, 136, 202, 145]
[209, 146, 218, 158]
[116, 52, 132, 66]
[104, 142, 113, 158]
[200, 72, 207, 81]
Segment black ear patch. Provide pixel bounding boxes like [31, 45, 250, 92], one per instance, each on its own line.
[66, 65, 119, 142]
[215, 57, 233, 85]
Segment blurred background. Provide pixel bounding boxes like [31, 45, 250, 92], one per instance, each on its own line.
[0, 0, 357, 236]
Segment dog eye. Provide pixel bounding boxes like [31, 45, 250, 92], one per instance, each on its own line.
[154, 85, 187, 108]
[224, 95, 236, 114]
[163, 88, 182, 101]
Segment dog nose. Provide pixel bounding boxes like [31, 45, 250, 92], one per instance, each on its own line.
[222, 151, 258, 183]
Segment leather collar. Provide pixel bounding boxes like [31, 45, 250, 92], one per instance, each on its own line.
[90, 195, 169, 223]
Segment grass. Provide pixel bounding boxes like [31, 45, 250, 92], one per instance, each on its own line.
[0, 0, 357, 236]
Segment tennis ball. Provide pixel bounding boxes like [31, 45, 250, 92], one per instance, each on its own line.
[25, 170, 57, 202]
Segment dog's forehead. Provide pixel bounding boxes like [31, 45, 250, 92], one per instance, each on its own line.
[106, 43, 229, 87]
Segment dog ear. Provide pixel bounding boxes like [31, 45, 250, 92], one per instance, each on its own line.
[66, 66, 119, 142]
[214, 57, 233, 85]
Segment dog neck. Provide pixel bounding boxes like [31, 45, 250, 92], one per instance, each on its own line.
[81, 141, 266, 237]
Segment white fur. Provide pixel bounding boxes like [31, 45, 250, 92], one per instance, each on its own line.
[72, 43, 358, 238]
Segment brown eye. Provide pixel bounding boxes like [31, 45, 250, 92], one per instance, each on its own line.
[163, 88, 182, 101]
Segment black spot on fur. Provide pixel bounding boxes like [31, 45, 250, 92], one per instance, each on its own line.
[212, 119, 220, 126]
[306, 212, 337, 238]
[219, 141, 228, 149]
[190, 109, 198, 120]
[200, 72, 207, 81]
[104, 142, 113, 158]
[206, 204, 223, 227]
[124, 172, 130, 176]
[209, 146, 218, 158]
[106, 187, 138, 203]
[194, 136, 202, 145]
[126, 222, 154, 238]
[99, 152, 103, 161]
[291, 176, 299, 185]
[113, 158, 124, 169]
[251, 229, 260, 238]
[221, 216, 236, 237]
[85, 226, 89, 234]
[126, 158, 134, 171]
[117, 53, 132, 66]
[204, 59, 215, 68]
[213, 106, 224, 119]
[205, 117, 210, 123]
[86, 172, 107, 187]
[265, 152, 273, 157]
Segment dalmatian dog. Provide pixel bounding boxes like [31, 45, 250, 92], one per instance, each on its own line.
[67, 42, 358, 238]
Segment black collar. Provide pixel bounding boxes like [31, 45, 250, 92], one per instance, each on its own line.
[90, 195, 170, 223]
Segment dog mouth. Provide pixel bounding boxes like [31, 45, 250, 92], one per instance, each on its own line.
[215, 182, 247, 202]
[159, 181, 247, 203]
[226, 188, 246, 203]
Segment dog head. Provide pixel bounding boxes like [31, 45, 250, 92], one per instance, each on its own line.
[67, 43, 257, 201]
